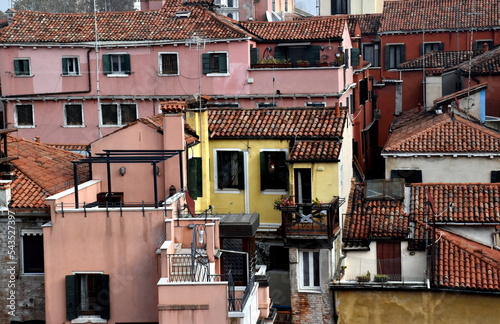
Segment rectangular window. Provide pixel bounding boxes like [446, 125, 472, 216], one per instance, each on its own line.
[15, 104, 34, 127]
[331, 0, 347, 14]
[473, 40, 494, 51]
[102, 53, 131, 75]
[385, 44, 406, 70]
[491, 171, 500, 183]
[390, 169, 422, 183]
[260, 151, 287, 191]
[66, 273, 110, 320]
[257, 102, 277, 108]
[62, 56, 80, 76]
[216, 150, 244, 190]
[362, 43, 380, 67]
[421, 42, 444, 55]
[64, 103, 84, 126]
[101, 103, 137, 126]
[305, 102, 326, 107]
[14, 58, 31, 76]
[202, 52, 228, 75]
[300, 250, 320, 290]
[376, 241, 401, 281]
[21, 233, 44, 274]
[159, 53, 179, 75]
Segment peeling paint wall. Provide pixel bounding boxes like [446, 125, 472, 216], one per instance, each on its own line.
[335, 290, 500, 323]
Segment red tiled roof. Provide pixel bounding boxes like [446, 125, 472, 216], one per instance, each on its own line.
[0, 5, 250, 43]
[208, 107, 347, 139]
[411, 183, 500, 225]
[288, 140, 341, 162]
[383, 110, 500, 154]
[380, 0, 500, 33]
[46, 143, 89, 152]
[433, 228, 500, 291]
[240, 16, 346, 41]
[347, 14, 382, 35]
[343, 182, 409, 247]
[398, 50, 482, 70]
[8, 136, 90, 209]
[458, 46, 500, 75]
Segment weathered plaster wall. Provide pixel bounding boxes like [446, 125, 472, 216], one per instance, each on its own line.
[335, 290, 500, 323]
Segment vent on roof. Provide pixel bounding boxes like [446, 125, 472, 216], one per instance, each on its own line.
[176, 11, 191, 18]
[364, 178, 405, 201]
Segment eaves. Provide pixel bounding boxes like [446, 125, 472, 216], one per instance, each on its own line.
[379, 27, 500, 35]
[381, 153, 500, 158]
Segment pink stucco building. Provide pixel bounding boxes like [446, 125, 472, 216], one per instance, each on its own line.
[42, 107, 271, 324]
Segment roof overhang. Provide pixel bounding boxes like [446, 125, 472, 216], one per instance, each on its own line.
[219, 213, 260, 237]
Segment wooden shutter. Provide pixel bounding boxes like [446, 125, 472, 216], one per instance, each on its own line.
[384, 45, 391, 70]
[359, 79, 368, 103]
[306, 45, 320, 65]
[188, 157, 202, 199]
[219, 53, 228, 73]
[237, 151, 245, 190]
[123, 54, 131, 75]
[376, 242, 401, 280]
[102, 54, 111, 75]
[492, 171, 500, 183]
[62, 58, 68, 75]
[65, 275, 78, 320]
[99, 274, 110, 319]
[250, 47, 260, 65]
[202, 53, 210, 74]
[260, 152, 267, 191]
[343, 49, 349, 66]
[351, 48, 360, 66]
[400, 45, 406, 64]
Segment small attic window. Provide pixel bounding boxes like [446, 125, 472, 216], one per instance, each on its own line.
[365, 178, 405, 201]
[175, 11, 191, 18]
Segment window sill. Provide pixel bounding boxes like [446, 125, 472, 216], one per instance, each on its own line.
[62, 74, 82, 77]
[15, 125, 35, 128]
[214, 188, 242, 194]
[206, 73, 230, 77]
[159, 73, 179, 76]
[63, 125, 86, 128]
[99, 124, 125, 127]
[261, 190, 288, 195]
[105, 74, 129, 77]
[13, 75, 33, 77]
[298, 287, 322, 293]
[71, 317, 107, 323]
[21, 272, 44, 276]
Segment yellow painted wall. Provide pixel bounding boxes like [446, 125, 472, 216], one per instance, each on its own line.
[290, 162, 340, 203]
[335, 290, 500, 323]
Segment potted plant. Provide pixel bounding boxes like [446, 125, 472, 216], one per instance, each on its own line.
[374, 274, 389, 282]
[274, 195, 295, 210]
[356, 271, 371, 282]
[254, 57, 291, 68]
[295, 60, 310, 67]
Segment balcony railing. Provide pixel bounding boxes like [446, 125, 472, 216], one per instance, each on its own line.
[278, 198, 341, 245]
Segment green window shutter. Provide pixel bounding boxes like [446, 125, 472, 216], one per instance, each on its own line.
[99, 274, 110, 320]
[400, 45, 406, 64]
[274, 46, 286, 60]
[188, 157, 202, 199]
[419, 43, 424, 56]
[343, 49, 349, 66]
[219, 53, 228, 73]
[438, 43, 444, 51]
[260, 152, 267, 191]
[102, 54, 111, 75]
[351, 48, 360, 66]
[65, 275, 78, 320]
[384, 45, 390, 70]
[62, 58, 68, 75]
[237, 151, 245, 190]
[202, 53, 210, 74]
[306, 45, 320, 65]
[14, 60, 20, 74]
[123, 54, 131, 75]
[250, 47, 260, 65]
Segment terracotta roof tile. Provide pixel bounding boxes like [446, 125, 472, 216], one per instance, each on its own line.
[240, 16, 346, 41]
[398, 50, 482, 70]
[380, 0, 500, 33]
[434, 228, 500, 291]
[46, 143, 89, 152]
[383, 110, 500, 154]
[347, 14, 382, 35]
[0, 5, 250, 43]
[411, 183, 500, 225]
[7, 136, 90, 209]
[288, 140, 341, 162]
[208, 107, 347, 139]
[343, 182, 409, 247]
[458, 46, 500, 75]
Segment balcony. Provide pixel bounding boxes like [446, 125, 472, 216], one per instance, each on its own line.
[277, 197, 341, 248]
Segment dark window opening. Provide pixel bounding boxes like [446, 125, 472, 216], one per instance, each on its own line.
[260, 151, 287, 190]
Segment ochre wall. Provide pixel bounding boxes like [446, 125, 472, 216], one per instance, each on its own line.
[335, 290, 500, 323]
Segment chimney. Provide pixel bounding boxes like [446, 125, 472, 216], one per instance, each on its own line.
[335, 102, 340, 117]
[483, 42, 489, 52]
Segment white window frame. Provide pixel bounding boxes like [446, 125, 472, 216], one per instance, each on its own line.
[260, 149, 288, 194]
[386, 43, 405, 70]
[64, 103, 85, 127]
[256, 102, 277, 108]
[158, 52, 179, 76]
[99, 103, 137, 127]
[422, 42, 442, 55]
[14, 103, 35, 128]
[214, 148, 245, 193]
[298, 250, 321, 292]
[62, 56, 81, 76]
[14, 57, 31, 76]
[204, 51, 229, 77]
[20, 230, 44, 276]
[304, 102, 326, 107]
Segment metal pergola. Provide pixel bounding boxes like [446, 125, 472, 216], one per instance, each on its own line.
[72, 150, 184, 208]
